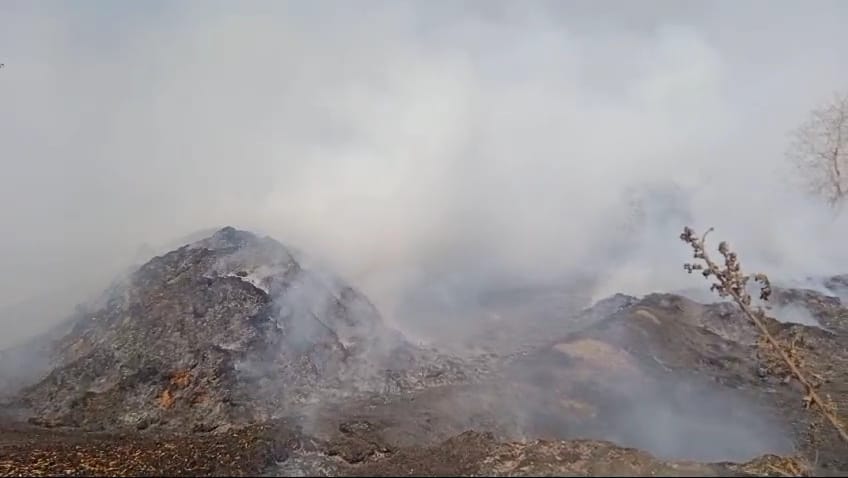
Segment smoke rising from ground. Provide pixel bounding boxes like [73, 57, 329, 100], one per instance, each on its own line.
[2, 1, 848, 344]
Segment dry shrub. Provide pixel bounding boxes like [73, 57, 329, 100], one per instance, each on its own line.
[679, 226, 848, 457]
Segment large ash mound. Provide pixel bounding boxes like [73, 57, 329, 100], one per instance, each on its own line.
[8, 227, 465, 432]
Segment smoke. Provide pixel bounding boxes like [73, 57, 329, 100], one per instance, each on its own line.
[4, 5, 848, 465]
[770, 302, 827, 330]
[2, 1, 848, 343]
[591, 374, 795, 462]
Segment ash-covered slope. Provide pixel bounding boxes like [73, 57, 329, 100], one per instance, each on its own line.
[5, 226, 848, 474]
[268, 285, 848, 474]
[11, 227, 464, 432]
[499, 289, 848, 470]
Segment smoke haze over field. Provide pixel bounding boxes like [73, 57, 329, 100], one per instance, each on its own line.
[2, 0, 848, 344]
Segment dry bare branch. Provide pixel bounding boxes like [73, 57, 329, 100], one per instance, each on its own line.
[680, 226, 848, 443]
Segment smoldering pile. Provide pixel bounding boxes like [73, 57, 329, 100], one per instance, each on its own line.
[2, 227, 470, 432]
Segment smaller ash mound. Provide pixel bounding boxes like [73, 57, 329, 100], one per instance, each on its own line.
[6, 227, 467, 432]
[503, 289, 848, 469]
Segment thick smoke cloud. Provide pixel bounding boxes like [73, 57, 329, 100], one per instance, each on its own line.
[1, 1, 848, 345]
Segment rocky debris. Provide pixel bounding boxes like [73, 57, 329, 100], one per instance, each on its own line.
[7, 227, 467, 433]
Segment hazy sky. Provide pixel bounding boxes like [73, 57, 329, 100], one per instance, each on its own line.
[1, 1, 847, 341]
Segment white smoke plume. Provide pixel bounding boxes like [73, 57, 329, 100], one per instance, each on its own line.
[1, 0, 847, 344]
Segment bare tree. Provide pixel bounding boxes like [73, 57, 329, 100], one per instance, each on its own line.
[787, 92, 848, 210]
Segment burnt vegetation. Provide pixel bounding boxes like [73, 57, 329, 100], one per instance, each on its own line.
[681, 226, 848, 474]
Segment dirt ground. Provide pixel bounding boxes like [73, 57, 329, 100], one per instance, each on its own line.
[0, 418, 809, 478]
[0, 420, 294, 477]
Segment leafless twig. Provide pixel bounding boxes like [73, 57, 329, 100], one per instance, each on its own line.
[680, 226, 848, 443]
